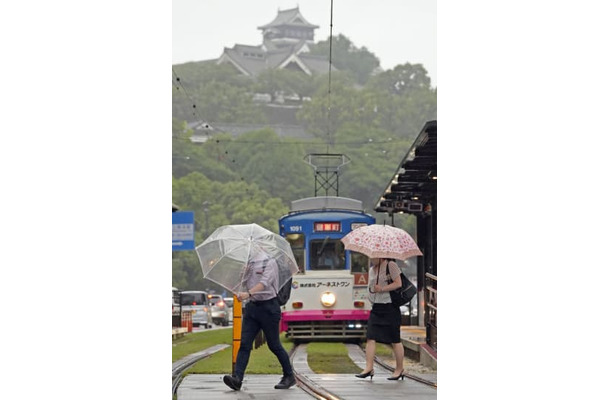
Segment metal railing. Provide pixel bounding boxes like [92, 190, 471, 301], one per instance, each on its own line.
[425, 272, 437, 350]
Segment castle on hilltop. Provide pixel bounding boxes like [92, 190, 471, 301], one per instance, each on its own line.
[216, 7, 333, 77]
[188, 8, 335, 140]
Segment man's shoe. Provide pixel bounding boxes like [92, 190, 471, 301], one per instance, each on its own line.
[274, 374, 297, 389]
[223, 375, 242, 391]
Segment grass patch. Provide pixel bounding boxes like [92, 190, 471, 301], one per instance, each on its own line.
[173, 329, 294, 374]
[306, 342, 361, 374]
[172, 329, 232, 362]
[358, 341, 393, 357]
[173, 330, 370, 375]
[375, 343, 393, 357]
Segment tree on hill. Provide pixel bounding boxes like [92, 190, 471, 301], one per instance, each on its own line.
[172, 119, 240, 182]
[253, 68, 316, 101]
[297, 62, 436, 142]
[172, 62, 265, 124]
[172, 171, 290, 290]
[365, 62, 432, 95]
[295, 77, 363, 141]
[365, 63, 437, 137]
[218, 128, 315, 203]
[309, 34, 380, 85]
[327, 124, 406, 208]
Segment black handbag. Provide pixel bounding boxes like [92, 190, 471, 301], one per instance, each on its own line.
[386, 264, 417, 307]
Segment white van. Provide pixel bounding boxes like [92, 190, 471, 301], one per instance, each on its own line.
[180, 291, 213, 329]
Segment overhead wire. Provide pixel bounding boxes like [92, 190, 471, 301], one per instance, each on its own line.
[326, 0, 334, 153]
[172, 68, 214, 138]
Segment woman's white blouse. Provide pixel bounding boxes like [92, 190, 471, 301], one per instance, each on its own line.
[368, 260, 401, 304]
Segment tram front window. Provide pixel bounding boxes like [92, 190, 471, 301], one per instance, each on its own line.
[285, 233, 305, 273]
[350, 252, 369, 274]
[310, 239, 345, 270]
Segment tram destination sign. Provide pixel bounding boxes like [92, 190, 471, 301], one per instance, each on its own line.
[172, 211, 195, 251]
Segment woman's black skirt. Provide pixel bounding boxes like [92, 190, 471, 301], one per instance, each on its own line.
[366, 303, 401, 344]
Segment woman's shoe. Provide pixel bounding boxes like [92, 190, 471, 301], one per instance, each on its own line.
[355, 370, 374, 380]
[387, 369, 405, 380]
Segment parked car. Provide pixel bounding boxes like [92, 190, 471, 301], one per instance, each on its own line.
[223, 297, 234, 321]
[208, 294, 230, 326]
[223, 297, 234, 308]
[172, 287, 180, 317]
[180, 290, 212, 329]
[172, 287, 181, 327]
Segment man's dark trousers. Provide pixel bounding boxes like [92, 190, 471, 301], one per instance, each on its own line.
[234, 298, 293, 380]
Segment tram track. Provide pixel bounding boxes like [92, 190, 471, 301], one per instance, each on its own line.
[290, 343, 345, 400]
[359, 346, 437, 389]
[172, 342, 340, 399]
[290, 342, 436, 399]
[172, 342, 435, 399]
[171, 344, 229, 397]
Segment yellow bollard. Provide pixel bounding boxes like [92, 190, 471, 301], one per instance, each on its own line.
[232, 294, 242, 374]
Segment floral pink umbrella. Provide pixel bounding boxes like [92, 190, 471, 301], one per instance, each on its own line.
[340, 224, 423, 260]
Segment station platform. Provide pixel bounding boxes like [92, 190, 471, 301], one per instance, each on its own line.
[175, 326, 436, 399]
[400, 325, 436, 370]
[178, 372, 437, 400]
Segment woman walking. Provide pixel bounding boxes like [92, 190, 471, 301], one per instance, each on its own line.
[356, 258, 406, 380]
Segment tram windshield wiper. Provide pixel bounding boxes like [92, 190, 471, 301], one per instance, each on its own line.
[317, 236, 330, 255]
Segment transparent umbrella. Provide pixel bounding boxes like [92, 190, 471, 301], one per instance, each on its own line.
[195, 223, 298, 295]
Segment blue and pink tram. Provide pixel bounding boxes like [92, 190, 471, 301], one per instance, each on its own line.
[278, 196, 376, 341]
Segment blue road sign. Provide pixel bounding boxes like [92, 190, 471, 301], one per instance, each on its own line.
[172, 211, 195, 251]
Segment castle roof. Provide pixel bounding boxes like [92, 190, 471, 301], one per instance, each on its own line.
[218, 43, 333, 77]
[258, 7, 319, 30]
[216, 7, 329, 77]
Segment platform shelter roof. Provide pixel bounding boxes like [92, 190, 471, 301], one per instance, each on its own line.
[374, 120, 437, 215]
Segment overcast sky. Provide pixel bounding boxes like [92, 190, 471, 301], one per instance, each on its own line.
[173, 0, 437, 87]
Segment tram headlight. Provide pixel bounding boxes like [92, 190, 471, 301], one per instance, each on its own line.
[320, 291, 336, 307]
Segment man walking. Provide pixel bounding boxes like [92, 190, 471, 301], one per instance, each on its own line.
[223, 249, 296, 391]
